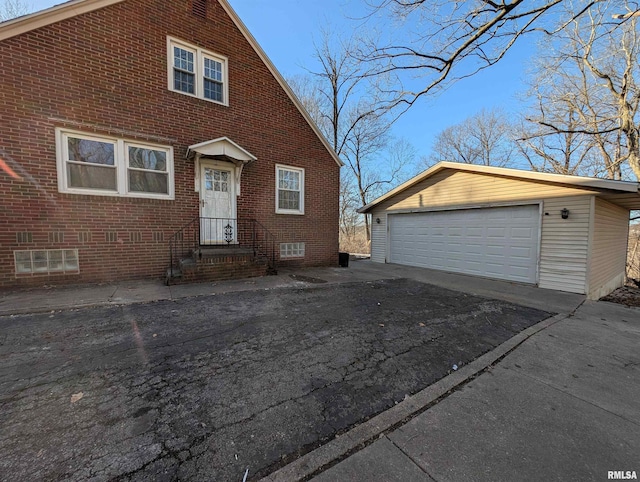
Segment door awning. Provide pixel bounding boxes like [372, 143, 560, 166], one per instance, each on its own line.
[188, 137, 256, 197]
[186, 137, 257, 164]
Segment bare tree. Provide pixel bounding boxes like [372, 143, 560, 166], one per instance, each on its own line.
[0, 0, 30, 21]
[429, 108, 514, 167]
[516, 70, 603, 176]
[357, 0, 604, 112]
[517, 1, 640, 179]
[289, 31, 415, 245]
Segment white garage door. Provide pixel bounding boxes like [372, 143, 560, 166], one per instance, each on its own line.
[388, 205, 540, 284]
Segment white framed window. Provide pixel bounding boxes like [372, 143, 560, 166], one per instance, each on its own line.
[168, 37, 228, 105]
[276, 164, 304, 215]
[15, 249, 79, 275]
[280, 242, 305, 258]
[56, 128, 174, 199]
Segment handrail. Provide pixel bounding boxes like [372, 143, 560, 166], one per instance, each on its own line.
[168, 216, 199, 279]
[167, 217, 278, 281]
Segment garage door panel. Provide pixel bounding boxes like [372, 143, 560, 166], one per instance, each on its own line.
[511, 227, 534, 239]
[389, 205, 539, 284]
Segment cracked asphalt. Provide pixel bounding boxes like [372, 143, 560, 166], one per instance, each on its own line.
[0, 278, 551, 481]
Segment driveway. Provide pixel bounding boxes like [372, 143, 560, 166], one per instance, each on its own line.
[0, 277, 550, 481]
[311, 300, 640, 482]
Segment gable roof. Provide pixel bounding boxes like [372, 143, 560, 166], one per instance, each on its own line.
[359, 161, 640, 213]
[187, 137, 256, 163]
[0, 0, 344, 168]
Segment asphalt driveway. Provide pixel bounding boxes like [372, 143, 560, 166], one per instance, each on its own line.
[0, 278, 551, 481]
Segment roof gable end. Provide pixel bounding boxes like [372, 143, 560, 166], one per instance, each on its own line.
[0, 0, 343, 168]
[360, 161, 640, 213]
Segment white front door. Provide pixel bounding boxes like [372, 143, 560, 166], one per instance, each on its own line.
[200, 164, 236, 244]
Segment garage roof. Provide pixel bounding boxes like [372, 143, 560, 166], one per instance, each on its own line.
[359, 162, 640, 213]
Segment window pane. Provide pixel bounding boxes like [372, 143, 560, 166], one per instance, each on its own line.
[204, 58, 222, 81]
[68, 164, 117, 190]
[128, 147, 167, 171]
[174, 70, 195, 94]
[279, 170, 299, 190]
[205, 170, 213, 190]
[174, 47, 194, 72]
[32, 251, 48, 272]
[64, 250, 79, 271]
[68, 137, 114, 165]
[48, 250, 63, 271]
[204, 79, 222, 102]
[278, 190, 300, 210]
[128, 170, 169, 194]
[15, 251, 32, 273]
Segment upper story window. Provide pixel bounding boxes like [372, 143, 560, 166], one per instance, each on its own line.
[168, 37, 228, 105]
[276, 164, 305, 215]
[56, 128, 174, 200]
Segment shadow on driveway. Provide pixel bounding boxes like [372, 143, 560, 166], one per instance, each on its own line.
[0, 278, 551, 481]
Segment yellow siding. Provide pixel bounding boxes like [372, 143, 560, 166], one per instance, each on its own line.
[368, 169, 605, 295]
[587, 198, 629, 299]
[370, 210, 387, 263]
[376, 170, 598, 212]
[538, 197, 592, 294]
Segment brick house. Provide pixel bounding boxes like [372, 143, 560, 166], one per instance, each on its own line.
[0, 0, 342, 288]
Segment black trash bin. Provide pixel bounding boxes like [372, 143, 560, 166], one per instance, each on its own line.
[338, 252, 349, 268]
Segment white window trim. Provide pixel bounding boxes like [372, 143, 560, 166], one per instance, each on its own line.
[167, 36, 229, 106]
[275, 164, 305, 215]
[55, 128, 175, 200]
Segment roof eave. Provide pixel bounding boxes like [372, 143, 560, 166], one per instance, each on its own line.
[358, 161, 640, 214]
[0, 0, 126, 41]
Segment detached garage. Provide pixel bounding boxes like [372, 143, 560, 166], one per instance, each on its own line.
[359, 162, 640, 299]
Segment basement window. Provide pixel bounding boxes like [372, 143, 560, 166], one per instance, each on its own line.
[14, 249, 79, 274]
[280, 242, 305, 258]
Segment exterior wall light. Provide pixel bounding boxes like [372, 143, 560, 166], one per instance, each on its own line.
[376, 217, 381, 224]
[561, 208, 570, 219]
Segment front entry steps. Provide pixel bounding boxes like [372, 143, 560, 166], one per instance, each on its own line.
[166, 246, 273, 285]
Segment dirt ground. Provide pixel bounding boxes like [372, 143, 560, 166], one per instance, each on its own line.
[601, 283, 640, 308]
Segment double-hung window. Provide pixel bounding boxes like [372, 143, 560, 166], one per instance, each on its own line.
[276, 165, 304, 215]
[56, 128, 174, 199]
[168, 37, 228, 105]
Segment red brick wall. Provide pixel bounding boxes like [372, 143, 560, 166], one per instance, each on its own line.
[0, 0, 340, 288]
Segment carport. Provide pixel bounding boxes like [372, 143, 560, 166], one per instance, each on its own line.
[359, 162, 640, 299]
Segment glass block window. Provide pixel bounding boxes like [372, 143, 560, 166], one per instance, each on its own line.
[168, 37, 228, 105]
[280, 242, 305, 258]
[276, 165, 304, 214]
[14, 249, 79, 275]
[57, 129, 174, 199]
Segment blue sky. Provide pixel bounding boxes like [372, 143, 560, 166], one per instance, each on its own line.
[27, 0, 534, 162]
